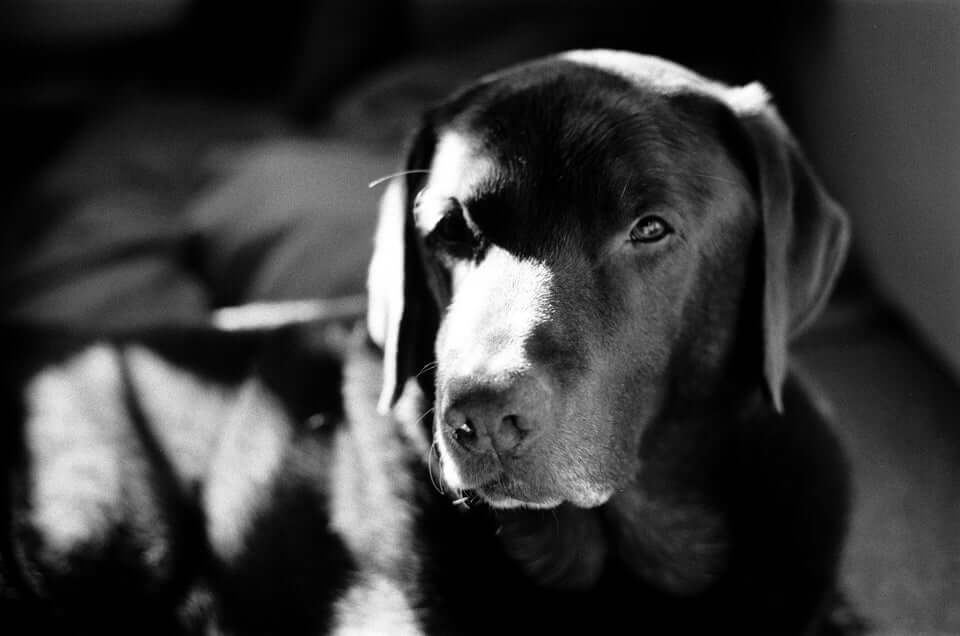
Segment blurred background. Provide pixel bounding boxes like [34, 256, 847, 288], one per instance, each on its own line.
[1, 0, 958, 633]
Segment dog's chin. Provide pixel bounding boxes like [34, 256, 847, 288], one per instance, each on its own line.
[483, 495, 562, 510]
[474, 482, 564, 510]
[474, 480, 614, 510]
[441, 455, 615, 511]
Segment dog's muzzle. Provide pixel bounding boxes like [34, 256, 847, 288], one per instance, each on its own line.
[435, 368, 569, 509]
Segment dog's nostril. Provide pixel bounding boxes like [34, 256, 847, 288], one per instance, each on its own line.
[495, 414, 526, 450]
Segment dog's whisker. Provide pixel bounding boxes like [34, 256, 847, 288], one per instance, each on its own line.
[687, 172, 742, 186]
[368, 169, 432, 189]
[414, 407, 436, 430]
[619, 176, 632, 204]
[646, 168, 743, 187]
[427, 438, 445, 495]
[416, 361, 439, 380]
[451, 488, 476, 508]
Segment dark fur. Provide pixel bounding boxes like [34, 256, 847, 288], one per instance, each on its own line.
[2, 51, 853, 635]
[367, 51, 853, 633]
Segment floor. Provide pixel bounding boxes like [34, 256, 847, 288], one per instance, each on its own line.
[796, 292, 960, 634]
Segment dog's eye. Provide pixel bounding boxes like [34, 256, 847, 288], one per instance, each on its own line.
[426, 198, 480, 256]
[629, 216, 673, 243]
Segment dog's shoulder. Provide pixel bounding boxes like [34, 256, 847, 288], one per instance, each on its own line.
[714, 373, 850, 631]
[732, 371, 849, 500]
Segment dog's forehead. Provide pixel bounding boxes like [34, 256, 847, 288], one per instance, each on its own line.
[443, 59, 672, 168]
[421, 59, 741, 259]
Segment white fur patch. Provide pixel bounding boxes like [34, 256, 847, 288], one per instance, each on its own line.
[203, 379, 292, 562]
[422, 132, 495, 206]
[723, 82, 772, 116]
[331, 574, 422, 636]
[124, 345, 233, 484]
[22, 346, 128, 557]
[440, 247, 552, 382]
[328, 426, 415, 573]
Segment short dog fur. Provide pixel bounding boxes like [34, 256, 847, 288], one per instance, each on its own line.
[366, 50, 852, 633]
[2, 50, 853, 635]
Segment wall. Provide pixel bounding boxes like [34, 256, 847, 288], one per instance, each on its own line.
[792, 0, 960, 379]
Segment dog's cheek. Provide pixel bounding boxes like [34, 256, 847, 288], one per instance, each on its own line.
[549, 378, 660, 507]
[587, 335, 667, 460]
[534, 332, 657, 504]
[596, 260, 679, 434]
[542, 405, 634, 507]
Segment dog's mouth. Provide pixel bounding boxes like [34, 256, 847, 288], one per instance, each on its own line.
[469, 476, 564, 510]
[432, 434, 560, 509]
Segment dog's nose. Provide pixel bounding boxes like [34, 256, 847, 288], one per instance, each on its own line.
[442, 382, 540, 454]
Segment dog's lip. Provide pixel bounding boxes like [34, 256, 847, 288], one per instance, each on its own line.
[469, 476, 563, 510]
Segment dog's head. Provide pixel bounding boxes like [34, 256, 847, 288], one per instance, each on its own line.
[368, 50, 848, 510]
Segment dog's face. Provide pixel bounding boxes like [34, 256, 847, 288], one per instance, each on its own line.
[422, 68, 755, 509]
[368, 51, 849, 511]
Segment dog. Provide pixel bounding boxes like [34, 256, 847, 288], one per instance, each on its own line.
[0, 317, 373, 635]
[365, 49, 853, 633]
[2, 50, 853, 635]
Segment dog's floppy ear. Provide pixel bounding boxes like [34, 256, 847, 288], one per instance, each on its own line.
[725, 84, 850, 412]
[367, 122, 440, 414]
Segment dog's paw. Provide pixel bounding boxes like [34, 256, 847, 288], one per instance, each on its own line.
[495, 504, 607, 590]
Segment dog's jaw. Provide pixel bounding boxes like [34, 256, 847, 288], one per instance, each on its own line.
[480, 495, 563, 511]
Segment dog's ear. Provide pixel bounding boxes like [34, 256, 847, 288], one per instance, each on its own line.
[367, 122, 440, 414]
[725, 84, 850, 412]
